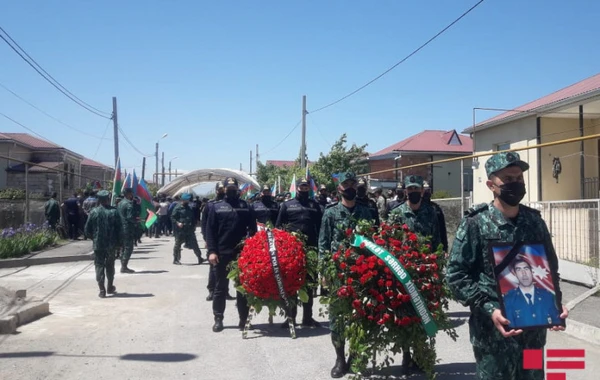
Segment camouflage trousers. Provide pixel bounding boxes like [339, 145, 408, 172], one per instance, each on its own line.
[329, 301, 345, 348]
[120, 235, 134, 264]
[470, 316, 546, 380]
[94, 249, 116, 285]
[173, 232, 202, 261]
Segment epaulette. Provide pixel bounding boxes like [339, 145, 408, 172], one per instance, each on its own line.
[520, 204, 541, 215]
[464, 203, 488, 218]
[325, 202, 338, 209]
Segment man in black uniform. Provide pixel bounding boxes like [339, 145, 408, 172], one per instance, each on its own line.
[202, 181, 234, 301]
[386, 183, 405, 213]
[206, 177, 257, 332]
[252, 185, 280, 225]
[355, 177, 380, 226]
[275, 177, 322, 328]
[317, 184, 329, 212]
[422, 182, 449, 252]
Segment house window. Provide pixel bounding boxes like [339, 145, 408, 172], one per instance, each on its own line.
[496, 142, 510, 151]
[463, 169, 473, 192]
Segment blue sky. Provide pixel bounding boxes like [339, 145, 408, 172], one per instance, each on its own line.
[1, 0, 599, 182]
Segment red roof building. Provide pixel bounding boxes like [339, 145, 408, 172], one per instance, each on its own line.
[368, 130, 473, 197]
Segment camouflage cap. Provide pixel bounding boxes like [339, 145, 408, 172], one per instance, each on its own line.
[224, 177, 238, 188]
[97, 190, 110, 199]
[404, 175, 424, 188]
[338, 171, 357, 185]
[485, 151, 529, 178]
[357, 177, 368, 187]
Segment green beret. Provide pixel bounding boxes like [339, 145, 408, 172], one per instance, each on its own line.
[485, 151, 529, 178]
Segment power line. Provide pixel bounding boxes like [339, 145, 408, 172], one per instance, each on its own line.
[118, 126, 153, 157]
[261, 120, 302, 157]
[0, 81, 111, 140]
[0, 111, 52, 141]
[310, 0, 486, 114]
[93, 119, 113, 159]
[0, 26, 112, 119]
[307, 113, 332, 147]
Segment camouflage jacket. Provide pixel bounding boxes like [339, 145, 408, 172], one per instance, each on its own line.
[388, 201, 441, 249]
[117, 198, 136, 235]
[318, 202, 374, 260]
[44, 199, 60, 221]
[446, 202, 562, 348]
[85, 205, 123, 251]
[171, 203, 196, 235]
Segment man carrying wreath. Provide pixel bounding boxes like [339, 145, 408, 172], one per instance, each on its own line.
[319, 171, 374, 378]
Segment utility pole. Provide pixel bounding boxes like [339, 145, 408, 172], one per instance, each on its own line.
[240, 163, 242, 171]
[112, 97, 119, 167]
[161, 152, 165, 187]
[256, 144, 259, 165]
[250, 150, 253, 175]
[300, 95, 306, 169]
[155, 142, 159, 185]
[141, 157, 146, 180]
[168, 160, 172, 182]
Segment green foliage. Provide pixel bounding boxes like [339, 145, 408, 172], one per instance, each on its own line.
[255, 133, 369, 192]
[432, 190, 453, 199]
[0, 188, 26, 200]
[0, 223, 59, 259]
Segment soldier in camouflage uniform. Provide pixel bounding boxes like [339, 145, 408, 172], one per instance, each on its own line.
[387, 174, 441, 371]
[355, 176, 380, 226]
[172, 192, 205, 265]
[117, 188, 136, 273]
[318, 171, 375, 379]
[132, 196, 142, 247]
[85, 190, 123, 298]
[446, 152, 568, 380]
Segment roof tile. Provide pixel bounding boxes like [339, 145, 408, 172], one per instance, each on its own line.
[370, 130, 473, 157]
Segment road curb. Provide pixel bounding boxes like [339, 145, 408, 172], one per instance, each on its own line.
[563, 319, 600, 346]
[0, 301, 50, 334]
[0, 252, 93, 269]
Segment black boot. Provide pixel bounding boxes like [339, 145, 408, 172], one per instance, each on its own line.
[98, 283, 106, 298]
[212, 315, 224, 333]
[206, 291, 214, 301]
[107, 281, 116, 294]
[226, 292, 236, 301]
[120, 260, 135, 273]
[331, 345, 347, 378]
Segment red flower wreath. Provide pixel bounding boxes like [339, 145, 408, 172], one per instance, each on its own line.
[237, 229, 307, 300]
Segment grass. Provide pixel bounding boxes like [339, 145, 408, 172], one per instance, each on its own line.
[0, 223, 59, 259]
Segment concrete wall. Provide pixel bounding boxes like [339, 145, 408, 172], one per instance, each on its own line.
[80, 166, 112, 186]
[472, 116, 539, 204]
[432, 155, 472, 197]
[0, 199, 46, 229]
[0, 143, 33, 189]
[540, 117, 600, 200]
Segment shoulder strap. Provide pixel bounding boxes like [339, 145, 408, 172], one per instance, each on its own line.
[493, 242, 523, 277]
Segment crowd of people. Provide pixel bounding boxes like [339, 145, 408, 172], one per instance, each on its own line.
[42, 151, 569, 380]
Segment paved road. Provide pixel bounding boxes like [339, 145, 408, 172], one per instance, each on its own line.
[0, 235, 598, 380]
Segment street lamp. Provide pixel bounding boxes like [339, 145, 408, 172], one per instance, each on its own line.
[155, 133, 168, 184]
[169, 156, 179, 182]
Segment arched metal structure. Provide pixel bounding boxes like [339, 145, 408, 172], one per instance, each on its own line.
[157, 168, 259, 196]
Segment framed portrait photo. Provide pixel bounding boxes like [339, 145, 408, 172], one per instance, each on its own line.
[489, 241, 565, 330]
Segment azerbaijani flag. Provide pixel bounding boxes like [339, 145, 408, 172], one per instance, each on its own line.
[240, 183, 253, 199]
[289, 173, 296, 198]
[137, 178, 157, 228]
[132, 169, 139, 196]
[306, 167, 318, 198]
[332, 173, 341, 186]
[111, 157, 122, 206]
[270, 184, 277, 194]
[121, 172, 132, 195]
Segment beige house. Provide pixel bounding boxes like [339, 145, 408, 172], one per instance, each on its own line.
[464, 72, 600, 204]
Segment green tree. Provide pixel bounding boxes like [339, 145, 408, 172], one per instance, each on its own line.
[310, 133, 369, 191]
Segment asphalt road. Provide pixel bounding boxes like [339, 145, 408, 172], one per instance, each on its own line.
[0, 235, 598, 380]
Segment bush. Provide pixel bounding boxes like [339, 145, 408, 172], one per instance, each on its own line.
[0, 188, 26, 200]
[0, 222, 59, 259]
[432, 190, 453, 199]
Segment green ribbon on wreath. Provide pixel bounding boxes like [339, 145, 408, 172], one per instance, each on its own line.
[351, 235, 438, 337]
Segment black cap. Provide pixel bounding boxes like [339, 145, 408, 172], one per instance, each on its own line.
[224, 177, 238, 188]
[123, 188, 133, 194]
[262, 184, 271, 191]
[357, 177, 368, 187]
[296, 177, 309, 187]
[319, 184, 327, 190]
[215, 181, 225, 190]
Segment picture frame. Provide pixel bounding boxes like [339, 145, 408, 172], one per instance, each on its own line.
[489, 241, 565, 330]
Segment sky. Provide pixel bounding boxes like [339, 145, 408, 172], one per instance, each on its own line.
[1, 0, 600, 184]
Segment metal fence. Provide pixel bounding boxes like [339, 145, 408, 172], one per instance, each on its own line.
[524, 199, 600, 267]
[584, 177, 599, 199]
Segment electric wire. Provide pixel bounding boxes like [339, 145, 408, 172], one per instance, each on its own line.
[118, 126, 153, 157]
[93, 119, 113, 159]
[0, 81, 111, 140]
[310, 0, 486, 114]
[261, 120, 302, 157]
[307, 113, 332, 147]
[0, 111, 52, 141]
[0, 26, 111, 119]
